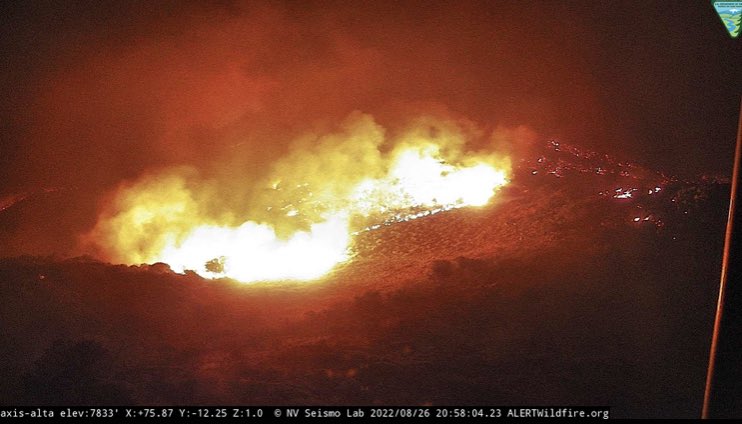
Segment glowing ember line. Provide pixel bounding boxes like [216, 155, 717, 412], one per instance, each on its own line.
[614, 188, 637, 199]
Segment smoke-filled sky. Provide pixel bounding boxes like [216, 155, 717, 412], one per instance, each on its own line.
[1, 0, 740, 257]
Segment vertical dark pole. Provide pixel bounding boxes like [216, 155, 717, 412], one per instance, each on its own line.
[703, 97, 742, 419]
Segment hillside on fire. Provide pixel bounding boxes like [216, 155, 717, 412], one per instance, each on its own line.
[0, 139, 731, 417]
[1, 0, 740, 418]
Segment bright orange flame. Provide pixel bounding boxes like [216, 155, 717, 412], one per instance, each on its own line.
[89, 114, 510, 283]
[157, 214, 351, 281]
[352, 143, 507, 215]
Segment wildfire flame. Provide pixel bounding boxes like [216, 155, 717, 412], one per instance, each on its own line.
[88, 114, 509, 283]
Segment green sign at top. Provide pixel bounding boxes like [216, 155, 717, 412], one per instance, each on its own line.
[712, 1, 742, 38]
